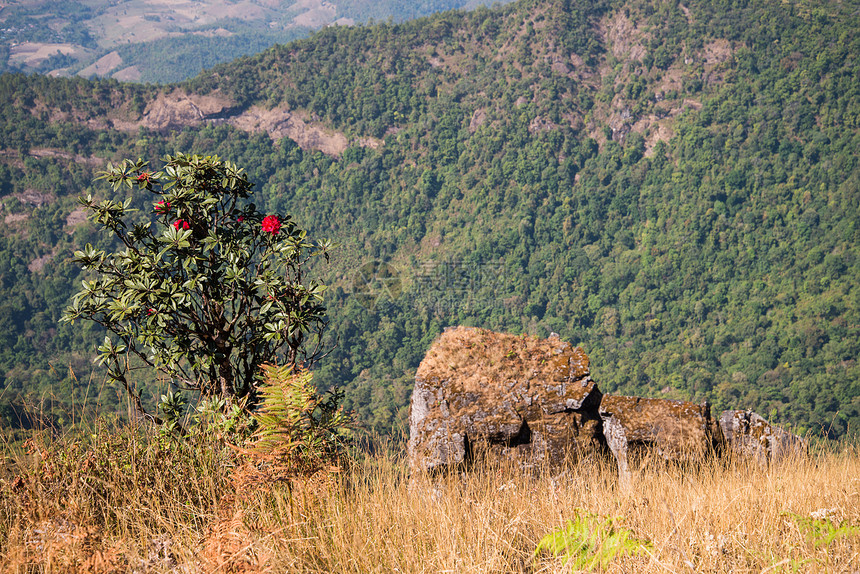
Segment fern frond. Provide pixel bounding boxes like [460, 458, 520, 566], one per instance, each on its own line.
[535, 509, 653, 569]
[246, 364, 351, 472]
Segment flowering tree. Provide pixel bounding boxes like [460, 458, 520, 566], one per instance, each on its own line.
[62, 153, 331, 424]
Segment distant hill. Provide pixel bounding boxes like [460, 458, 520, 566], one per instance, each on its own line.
[0, 0, 858, 439]
[0, 0, 516, 83]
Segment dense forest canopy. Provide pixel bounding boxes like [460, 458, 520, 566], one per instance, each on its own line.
[0, 0, 858, 440]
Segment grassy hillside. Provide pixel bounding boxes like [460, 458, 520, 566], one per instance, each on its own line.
[0, 0, 858, 438]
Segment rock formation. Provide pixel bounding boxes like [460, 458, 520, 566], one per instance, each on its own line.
[408, 327, 808, 479]
[408, 326, 605, 473]
[140, 90, 235, 131]
[599, 395, 719, 485]
[718, 409, 808, 466]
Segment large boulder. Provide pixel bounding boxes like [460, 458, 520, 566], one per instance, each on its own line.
[718, 410, 807, 466]
[599, 395, 719, 485]
[408, 327, 605, 474]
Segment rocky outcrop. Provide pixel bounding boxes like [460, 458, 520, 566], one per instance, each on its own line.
[408, 327, 605, 473]
[140, 91, 235, 131]
[137, 95, 381, 156]
[408, 327, 808, 479]
[227, 106, 357, 156]
[718, 410, 807, 466]
[599, 395, 719, 485]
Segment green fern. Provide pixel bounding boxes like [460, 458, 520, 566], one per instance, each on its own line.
[535, 509, 652, 570]
[248, 364, 350, 470]
[788, 513, 860, 548]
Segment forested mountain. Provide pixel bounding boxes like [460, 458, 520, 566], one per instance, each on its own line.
[0, 0, 858, 439]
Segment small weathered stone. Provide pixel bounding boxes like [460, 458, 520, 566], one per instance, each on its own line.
[599, 395, 718, 485]
[408, 327, 605, 474]
[718, 410, 807, 466]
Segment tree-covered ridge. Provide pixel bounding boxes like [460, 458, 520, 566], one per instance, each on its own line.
[0, 0, 858, 438]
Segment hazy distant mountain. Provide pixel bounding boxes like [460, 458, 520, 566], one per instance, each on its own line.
[0, 0, 516, 83]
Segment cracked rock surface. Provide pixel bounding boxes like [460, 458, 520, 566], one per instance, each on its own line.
[408, 326, 605, 473]
[598, 395, 718, 485]
[718, 409, 807, 466]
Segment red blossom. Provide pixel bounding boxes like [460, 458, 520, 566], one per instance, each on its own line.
[173, 219, 190, 230]
[261, 215, 281, 235]
[154, 200, 170, 213]
[137, 172, 150, 182]
[237, 216, 244, 223]
[147, 308, 156, 315]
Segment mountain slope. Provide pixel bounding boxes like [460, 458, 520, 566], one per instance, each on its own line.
[0, 0, 858, 438]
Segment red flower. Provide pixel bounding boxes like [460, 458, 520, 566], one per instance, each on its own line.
[261, 215, 281, 235]
[147, 308, 156, 315]
[154, 200, 170, 213]
[237, 216, 244, 223]
[173, 219, 190, 230]
[137, 172, 150, 182]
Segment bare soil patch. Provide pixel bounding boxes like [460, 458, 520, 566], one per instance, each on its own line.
[78, 51, 123, 78]
[4, 213, 29, 224]
[229, 105, 351, 155]
[354, 136, 383, 150]
[138, 89, 235, 131]
[28, 251, 55, 273]
[29, 147, 105, 167]
[8, 42, 81, 67]
[642, 121, 674, 156]
[65, 207, 89, 233]
[292, 0, 337, 28]
[703, 39, 732, 65]
[43, 83, 377, 157]
[14, 189, 54, 208]
[87, 0, 270, 49]
[469, 108, 487, 133]
[112, 65, 142, 82]
[599, 12, 649, 62]
[656, 60, 684, 95]
[191, 27, 234, 38]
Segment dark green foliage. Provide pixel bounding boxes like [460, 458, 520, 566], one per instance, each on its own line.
[60, 154, 331, 422]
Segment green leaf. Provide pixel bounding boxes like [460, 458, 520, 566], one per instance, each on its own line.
[535, 510, 652, 569]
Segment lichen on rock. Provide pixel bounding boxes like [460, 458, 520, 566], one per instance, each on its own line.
[408, 326, 605, 474]
[718, 409, 807, 466]
[598, 395, 718, 486]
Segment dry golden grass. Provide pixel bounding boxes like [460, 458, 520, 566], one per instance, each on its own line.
[1, 424, 858, 573]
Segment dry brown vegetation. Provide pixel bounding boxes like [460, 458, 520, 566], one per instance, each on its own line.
[1, 422, 858, 573]
[416, 326, 590, 396]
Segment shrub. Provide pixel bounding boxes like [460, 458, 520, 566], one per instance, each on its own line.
[62, 153, 331, 424]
